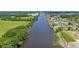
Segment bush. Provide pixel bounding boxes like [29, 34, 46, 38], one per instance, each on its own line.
[0, 26, 29, 48]
[0, 37, 19, 48]
[55, 27, 62, 33]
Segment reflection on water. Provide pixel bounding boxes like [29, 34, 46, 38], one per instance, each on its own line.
[23, 12, 53, 48]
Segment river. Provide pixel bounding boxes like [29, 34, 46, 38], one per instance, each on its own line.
[22, 12, 53, 48]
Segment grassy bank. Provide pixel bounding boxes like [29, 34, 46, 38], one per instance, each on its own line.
[52, 33, 61, 47]
[0, 16, 38, 48]
[59, 31, 75, 42]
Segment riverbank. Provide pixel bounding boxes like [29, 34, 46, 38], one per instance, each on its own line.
[0, 14, 38, 48]
[47, 13, 79, 48]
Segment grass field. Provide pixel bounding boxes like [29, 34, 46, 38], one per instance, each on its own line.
[59, 31, 75, 42]
[0, 20, 30, 37]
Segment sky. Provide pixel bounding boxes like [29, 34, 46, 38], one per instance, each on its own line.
[0, 0, 79, 11]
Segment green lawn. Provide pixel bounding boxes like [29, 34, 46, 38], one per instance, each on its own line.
[58, 31, 75, 42]
[0, 20, 30, 37]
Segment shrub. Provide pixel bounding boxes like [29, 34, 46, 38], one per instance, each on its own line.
[0, 26, 29, 48]
[55, 27, 62, 33]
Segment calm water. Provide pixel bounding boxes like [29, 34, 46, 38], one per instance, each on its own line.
[22, 12, 53, 48]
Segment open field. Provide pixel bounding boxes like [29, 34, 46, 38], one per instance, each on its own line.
[0, 20, 30, 37]
[66, 31, 79, 40]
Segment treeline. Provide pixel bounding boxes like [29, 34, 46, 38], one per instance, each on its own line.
[59, 14, 79, 18]
[50, 13, 79, 23]
[59, 14, 79, 23]
[0, 13, 38, 21]
[0, 16, 38, 21]
[50, 13, 79, 19]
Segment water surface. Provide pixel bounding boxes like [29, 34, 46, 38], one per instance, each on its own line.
[23, 12, 53, 48]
